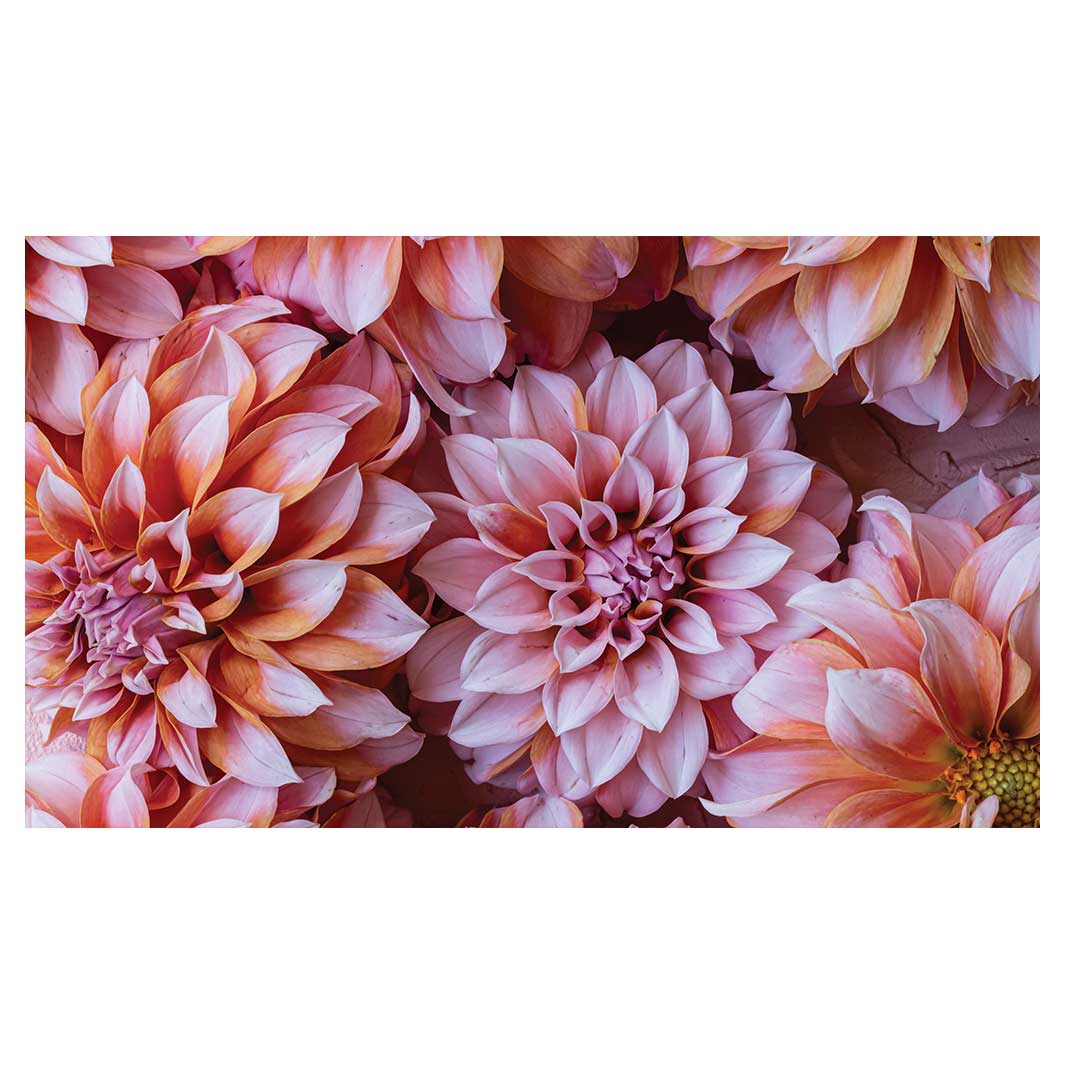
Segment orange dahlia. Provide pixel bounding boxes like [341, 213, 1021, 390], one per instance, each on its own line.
[678, 236, 1039, 428]
[26, 293, 430, 793]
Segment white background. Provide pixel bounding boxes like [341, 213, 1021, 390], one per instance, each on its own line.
[3, 2, 1059, 1063]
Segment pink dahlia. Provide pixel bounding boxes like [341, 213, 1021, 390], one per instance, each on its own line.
[407, 336, 852, 817]
[704, 473, 1039, 827]
[678, 236, 1039, 428]
[26, 291, 430, 804]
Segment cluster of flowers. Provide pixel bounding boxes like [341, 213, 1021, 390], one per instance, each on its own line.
[24, 236, 1039, 827]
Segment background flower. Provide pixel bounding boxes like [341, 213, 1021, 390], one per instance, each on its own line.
[408, 335, 852, 817]
[677, 236, 1039, 429]
[703, 473, 1039, 826]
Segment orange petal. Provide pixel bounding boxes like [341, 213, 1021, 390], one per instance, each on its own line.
[217, 642, 329, 718]
[781, 236, 877, 267]
[600, 236, 680, 311]
[187, 487, 282, 571]
[82, 376, 150, 503]
[794, 236, 917, 371]
[404, 235, 503, 320]
[201, 702, 301, 786]
[80, 765, 151, 827]
[933, 236, 993, 290]
[327, 473, 434, 565]
[281, 568, 429, 671]
[501, 237, 638, 301]
[99, 457, 147, 549]
[148, 326, 255, 435]
[234, 559, 349, 641]
[852, 238, 957, 399]
[35, 467, 98, 550]
[499, 271, 593, 372]
[230, 321, 327, 412]
[142, 394, 233, 518]
[212, 412, 349, 507]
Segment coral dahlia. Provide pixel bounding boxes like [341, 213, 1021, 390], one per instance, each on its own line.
[26, 295, 431, 797]
[408, 336, 852, 817]
[704, 473, 1039, 827]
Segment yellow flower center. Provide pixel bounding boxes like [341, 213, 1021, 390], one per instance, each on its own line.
[943, 739, 1040, 828]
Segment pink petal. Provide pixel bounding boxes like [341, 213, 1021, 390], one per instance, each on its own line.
[26, 236, 112, 267]
[25, 316, 98, 436]
[613, 636, 679, 731]
[306, 236, 402, 333]
[25, 752, 105, 827]
[509, 366, 588, 461]
[468, 564, 553, 634]
[689, 532, 792, 590]
[80, 765, 151, 828]
[585, 357, 658, 450]
[734, 637, 861, 739]
[84, 262, 183, 339]
[460, 629, 558, 694]
[825, 789, 958, 828]
[725, 390, 792, 454]
[543, 655, 617, 732]
[674, 636, 755, 700]
[496, 437, 580, 516]
[414, 537, 508, 612]
[781, 236, 878, 267]
[450, 689, 545, 747]
[636, 692, 709, 797]
[559, 702, 643, 787]
[949, 524, 1039, 639]
[401, 616, 484, 703]
[621, 408, 689, 491]
[25, 246, 87, 324]
[441, 434, 508, 505]
[404, 235, 503, 320]
[328, 474, 433, 565]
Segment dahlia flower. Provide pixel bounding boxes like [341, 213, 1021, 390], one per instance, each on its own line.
[407, 336, 852, 817]
[26, 294, 430, 798]
[678, 236, 1039, 428]
[222, 237, 676, 410]
[704, 473, 1039, 827]
[25, 750, 408, 827]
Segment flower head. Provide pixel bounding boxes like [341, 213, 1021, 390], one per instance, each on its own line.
[678, 236, 1039, 429]
[704, 472, 1039, 827]
[26, 294, 431, 794]
[408, 336, 851, 817]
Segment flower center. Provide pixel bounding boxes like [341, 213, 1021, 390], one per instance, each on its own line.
[943, 739, 1040, 828]
[582, 529, 685, 620]
[28, 546, 206, 715]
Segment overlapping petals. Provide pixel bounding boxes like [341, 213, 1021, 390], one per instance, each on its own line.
[410, 337, 851, 816]
[26, 289, 431, 800]
[678, 236, 1039, 428]
[704, 473, 1039, 827]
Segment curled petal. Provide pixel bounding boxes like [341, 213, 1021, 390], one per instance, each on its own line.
[202, 703, 301, 786]
[25, 316, 98, 436]
[405, 235, 503, 320]
[501, 236, 637, 301]
[328, 474, 434, 565]
[406, 616, 483, 702]
[188, 487, 281, 572]
[559, 702, 642, 788]
[496, 437, 580, 515]
[36, 467, 98, 550]
[674, 636, 756, 700]
[733, 638, 861, 739]
[269, 674, 407, 750]
[142, 394, 232, 518]
[689, 533, 792, 590]
[27, 236, 112, 267]
[613, 636, 678, 732]
[451, 689, 545, 747]
[732, 450, 814, 536]
[80, 765, 151, 828]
